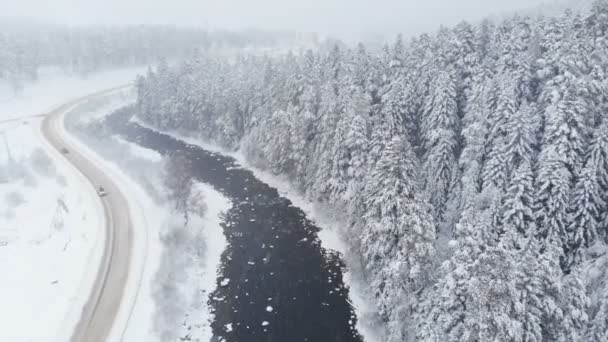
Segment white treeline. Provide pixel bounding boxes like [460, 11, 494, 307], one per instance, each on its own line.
[134, 1, 608, 341]
[0, 22, 299, 94]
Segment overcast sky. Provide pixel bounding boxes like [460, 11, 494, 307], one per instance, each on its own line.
[1, 0, 561, 40]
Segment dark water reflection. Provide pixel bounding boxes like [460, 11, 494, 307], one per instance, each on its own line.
[106, 111, 364, 342]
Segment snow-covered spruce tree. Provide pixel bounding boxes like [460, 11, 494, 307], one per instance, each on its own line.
[418, 199, 523, 342]
[342, 87, 371, 214]
[451, 21, 481, 117]
[567, 163, 603, 265]
[309, 81, 343, 201]
[503, 102, 539, 175]
[538, 233, 589, 341]
[535, 147, 571, 250]
[422, 203, 588, 342]
[262, 107, 296, 175]
[290, 51, 322, 189]
[327, 103, 350, 200]
[536, 83, 591, 260]
[421, 68, 459, 226]
[446, 63, 493, 236]
[542, 83, 590, 175]
[503, 160, 537, 241]
[361, 136, 435, 342]
[587, 122, 608, 243]
[481, 76, 519, 191]
[368, 36, 409, 167]
[416, 209, 482, 342]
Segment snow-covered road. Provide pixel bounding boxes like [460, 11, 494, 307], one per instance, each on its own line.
[0, 69, 147, 342]
[42, 88, 134, 342]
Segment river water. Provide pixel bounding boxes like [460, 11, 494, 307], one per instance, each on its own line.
[106, 111, 364, 342]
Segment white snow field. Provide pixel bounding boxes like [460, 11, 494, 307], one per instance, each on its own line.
[0, 111, 104, 342]
[0, 68, 146, 123]
[64, 93, 231, 342]
[0, 68, 142, 342]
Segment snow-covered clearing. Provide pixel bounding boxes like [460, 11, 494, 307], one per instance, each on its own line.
[131, 118, 386, 342]
[0, 114, 103, 342]
[65, 94, 231, 342]
[0, 67, 147, 122]
[0, 68, 144, 342]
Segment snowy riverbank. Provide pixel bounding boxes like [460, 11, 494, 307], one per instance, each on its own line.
[130, 117, 385, 342]
[65, 92, 232, 341]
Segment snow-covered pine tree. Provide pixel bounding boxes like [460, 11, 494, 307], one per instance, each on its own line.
[538, 233, 589, 341]
[482, 76, 519, 190]
[567, 163, 603, 265]
[535, 147, 571, 250]
[361, 135, 435, 342]
[503, 102, 539, 174]
[543, 83, 590, 175]
[448, 62, 493, 233]
[343, 87, 371, 215]
[418, 202, 521, 342]
[422, 69, 459, 225]
[587, 123, 608, 242]
[503, 160, 537, 241]
[309, 81, 343, 201]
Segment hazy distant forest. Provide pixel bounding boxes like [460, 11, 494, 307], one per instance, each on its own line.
[5, 1, 608, 341]
[0, 23, 296, 93]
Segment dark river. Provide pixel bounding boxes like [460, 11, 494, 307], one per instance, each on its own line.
[105, 110, 364, 342]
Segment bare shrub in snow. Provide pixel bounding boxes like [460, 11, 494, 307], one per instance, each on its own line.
[163, 153, 193, 224]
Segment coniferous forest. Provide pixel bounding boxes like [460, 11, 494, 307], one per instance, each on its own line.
[134, 2, 608, 340]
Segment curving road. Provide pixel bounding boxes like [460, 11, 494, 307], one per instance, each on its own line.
[42, 88, 133, 342]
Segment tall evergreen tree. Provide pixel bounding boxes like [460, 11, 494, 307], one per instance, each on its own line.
[361, 136, 435, 342]
[422, 69, 459, 225]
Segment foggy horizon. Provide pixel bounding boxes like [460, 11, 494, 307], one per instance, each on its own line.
[2, 0, 569, 41]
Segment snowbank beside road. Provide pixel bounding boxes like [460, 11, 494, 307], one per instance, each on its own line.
[65, 96, 231, 341]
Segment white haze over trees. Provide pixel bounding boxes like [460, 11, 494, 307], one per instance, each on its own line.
[4, 0, 564, 41]
[0, 24, 297, 95]
[133, 1, 608, 341]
